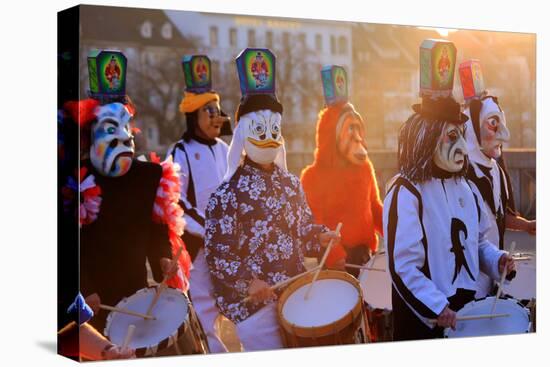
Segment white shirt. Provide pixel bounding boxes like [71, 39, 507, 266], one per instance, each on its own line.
[168, 137, 228, 237]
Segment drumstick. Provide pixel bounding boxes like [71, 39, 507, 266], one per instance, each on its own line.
[122, 324, 136, 349]
[304, 222, 343, 300]
[146, 244, 186, 316]
[100, 304, 156, 320]
[491, 241, 516, 316]
[428, 313, 510, 324]
[344, 263, 386, 272]
[243, 266, 322, 303]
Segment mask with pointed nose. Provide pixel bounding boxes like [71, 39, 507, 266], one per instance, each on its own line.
[434, 122, 467, 173]
[479, 98, 510, 159]
[90, 102, 135, 177]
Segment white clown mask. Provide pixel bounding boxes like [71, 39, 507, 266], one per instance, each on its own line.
[433, 122, 467, 173]
[224, 109, 287, 182]
[478, 98, 510, 159]
[90, 102, 135, 177]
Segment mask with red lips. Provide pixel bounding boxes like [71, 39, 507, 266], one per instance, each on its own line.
[90, 102, 135, 177]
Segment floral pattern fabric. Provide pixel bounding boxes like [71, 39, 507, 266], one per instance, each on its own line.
[205, 159, 327, 323]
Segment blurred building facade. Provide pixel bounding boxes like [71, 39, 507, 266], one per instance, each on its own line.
[77, 5, 535, 166]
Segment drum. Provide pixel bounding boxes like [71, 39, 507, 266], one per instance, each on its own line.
[277, 270, 367, 347]
[358, 251, 393, 342]
[444, 296, 531, 338]
[502, 253, 536, 301]
[105, 287, 209, 357]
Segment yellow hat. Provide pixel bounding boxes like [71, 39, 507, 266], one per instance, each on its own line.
[179, 91, 220, 113]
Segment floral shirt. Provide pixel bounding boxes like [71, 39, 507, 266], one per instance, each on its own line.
[204, 158, 327, 323]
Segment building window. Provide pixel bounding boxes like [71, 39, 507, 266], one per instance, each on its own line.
[297, 33, 306, 47]
[209, 26, 218, 47]
[315, 34, 322, 51]
[338, 36, 348, 54]
[282, 32, 290, 50]
[266, 31, 273, 49]
[229, 28, 237, 47]
[248, 29, 256, 47]
[330, 35, 336, 55]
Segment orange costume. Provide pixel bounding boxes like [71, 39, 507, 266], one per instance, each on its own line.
[301, 101, 383, 268]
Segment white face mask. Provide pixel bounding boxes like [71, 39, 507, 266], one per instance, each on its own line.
[433, 122, 467, 173]
[90, 103, 135, 177]
[479, 99, 510, 159]
[241, 110, 283, 165]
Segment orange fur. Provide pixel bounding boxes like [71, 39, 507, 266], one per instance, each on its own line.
[301, 102, 383, 267]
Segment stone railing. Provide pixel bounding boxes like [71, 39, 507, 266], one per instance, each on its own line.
[287, 149, 536, 219]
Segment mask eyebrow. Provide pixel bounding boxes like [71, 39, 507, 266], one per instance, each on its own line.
[103, 119, 119, 127]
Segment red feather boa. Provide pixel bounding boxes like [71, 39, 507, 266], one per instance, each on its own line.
[150, 153, 192, 292]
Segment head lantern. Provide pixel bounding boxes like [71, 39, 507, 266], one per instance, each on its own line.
[224, 48, 285, 181]
[459, 60, 510, 161]
[179, 55, 231, 141]
[321, 65, 368, 166]
[398, 40, 468, 182]
[63, 50, 136, 178]
[86, 50, 136, 177]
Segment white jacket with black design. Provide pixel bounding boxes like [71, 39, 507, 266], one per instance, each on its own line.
[383, 175, 505, 326]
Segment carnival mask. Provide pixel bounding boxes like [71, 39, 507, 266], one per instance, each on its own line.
[90, 103, 135, 177]
[241, 109, 283, 165]
[336, 110, 368, 165]
[433, 122, 467, 173]
[479, 98, 510, 159]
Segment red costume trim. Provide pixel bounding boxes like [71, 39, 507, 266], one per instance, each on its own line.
[301, 102, 384, 267]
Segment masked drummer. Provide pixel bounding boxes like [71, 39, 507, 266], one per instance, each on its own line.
[64, 50, 192, 333]
[383, 40, 515, 340]
[459, 60, 535, 298]
[166, 55, 232, 353]
[204, 48, 340, 350]
[301, 65, 383, 276]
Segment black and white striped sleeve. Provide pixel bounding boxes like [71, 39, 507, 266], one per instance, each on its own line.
[384, 183, 448, 321]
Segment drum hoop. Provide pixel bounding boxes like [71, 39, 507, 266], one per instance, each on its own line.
[443, 296, 531, 338]
[277, 270, 363, 338]
[104, 287, 191, 356]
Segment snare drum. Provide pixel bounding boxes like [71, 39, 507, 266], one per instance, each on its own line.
[277, 270, 367, 347]
[444, 296, 531, 338]
[358, 251, 393, 342]
[502, 253, 536, 301]
[105, 287, 209, 357]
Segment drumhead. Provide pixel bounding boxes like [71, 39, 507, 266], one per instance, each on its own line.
[444, 297, 530, 338]
[358, 252, 392, 311]
[282, 278, 360, 328]
[502, 254, 536, 301]
[105, 287, 189, 351]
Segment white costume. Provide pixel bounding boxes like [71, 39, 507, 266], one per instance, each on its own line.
[464, 97, 513, 298]
[168, 136, 229, 353]
[384, 175, 505, 328]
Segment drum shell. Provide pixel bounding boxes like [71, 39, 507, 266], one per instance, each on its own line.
[358, 252, 393, 342]
[363, 304, 393, 342]
[277, 270, 367, 347]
